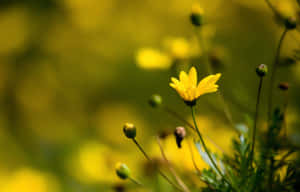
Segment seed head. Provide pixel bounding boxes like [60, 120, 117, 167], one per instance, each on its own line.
[174, 126, 186, 148]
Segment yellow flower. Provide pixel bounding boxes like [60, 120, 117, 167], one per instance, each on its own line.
[169, 67, 221, 103]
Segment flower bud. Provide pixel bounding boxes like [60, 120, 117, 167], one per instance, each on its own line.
[190, 3, 204, 26]
[123, 123, 136, 139]
[209, 46, 226, 70]
[284, 16, 297, 30]
[278, 82, 289, 91]
[174, 126, 186, 148]
[149, 94, 162, 108]
[256, 64, 268, 77]
[116, 162, 130, 180]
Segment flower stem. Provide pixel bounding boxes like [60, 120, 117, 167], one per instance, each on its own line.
[163, 105, 225, 153]
[265, 0, 277, 14]
[131, 138, 184, 192]
[156, 136, 191, 192]
[250, 77, 264, 166]
[195, 28, 234, 127]
[128, 177, 143, 186]
[191, 106, 235, 190]
[268, 28, 288, 120]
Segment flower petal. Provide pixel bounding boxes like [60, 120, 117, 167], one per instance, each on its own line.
[197, 73, 221, 96]
[188, 67, 197, 87]
[179, 71, 189, 85]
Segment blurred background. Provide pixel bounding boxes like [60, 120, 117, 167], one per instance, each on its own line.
[0, 0, 300, 191]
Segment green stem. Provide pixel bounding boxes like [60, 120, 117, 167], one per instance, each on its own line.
[268, 28, 288, 120]
[191, 106, 234, 190]
[250, 77, 264, 166]
[163, 105, 225, 153]
[195, 28, 234, 127]
[132, 138, 184, 192]
[129, 177, 143, 186]
[265, 0, 277, 14]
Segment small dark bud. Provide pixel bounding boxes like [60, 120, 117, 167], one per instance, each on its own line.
[123, 123, 136, 139]
[113, 184, 126, 192]
[190, 4, 204, 26]
[209, 47, 226, 70]
[285, 17, 297, 30]
[116, 163, 130, 180]
[256, 64, 268, 77]
[149, 94, 162, 108]
[158, 130, 171, 139]
[174, 126, 186, 148]
[278, 82, 289, 90]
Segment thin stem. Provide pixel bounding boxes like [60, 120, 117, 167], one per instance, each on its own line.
[131, 138, 183, 192]
[156, 136, 191, 192]
[191, 106, 235, 191]
[163, 105, 225, 153]
[128, 177, 143, 186]
[265, 0, 277, 14]
[194, 28, 234, 127]
[188, 140, 201, 174]
[268, 28, 288, 120]
[132, 138, 150, 160]
[250, 77, 264, 166]
[164, 106, 195, 131]
[282, 91, 289, 138]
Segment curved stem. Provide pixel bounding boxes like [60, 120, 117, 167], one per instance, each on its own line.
[268, 29, 288, 120]
[156, 136, 190, 192]
[132, 138, 184, 191]
[265, 0, 277, 14]
[191, 107, 235, 190]
[163, 105, 225, 153]
[250, 77, 264, 166]
[194, 28, 234, 127]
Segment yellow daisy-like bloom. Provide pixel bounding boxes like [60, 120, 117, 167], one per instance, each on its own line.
[169, 67, 221, 103]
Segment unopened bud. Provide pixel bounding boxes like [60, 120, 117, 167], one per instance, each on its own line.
[209, 47, 226, 70]
[116, 163, 130, 180]
[278, 82, 289, 90]
[256, 64, 268, 77]
[285, 16, 297, 30]
[190, 3, 204, 26]
[123, 123, 136, 139]
[174, 126, 186, 148]
[149, 94, 162, 108]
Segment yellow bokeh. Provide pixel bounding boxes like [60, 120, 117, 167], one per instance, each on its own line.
[136, 48, 172, 70]
[67, 141, 117, 183]
[1, 168, 60, 192]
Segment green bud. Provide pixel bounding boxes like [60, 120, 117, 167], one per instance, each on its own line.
[284, 16, 297, 30]
[116, 163, 130, 179]
[149, 94, 162, 107]
[123, 123, 136, 139]
[190, 3, 204, 26]
[256, 64, 268, 77]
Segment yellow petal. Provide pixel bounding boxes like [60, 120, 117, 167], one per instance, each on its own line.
[171, 77, 180, 85]
[188, 67, 197, 87]
[179, 71, 189, 85]
[197, 73, 221, 96]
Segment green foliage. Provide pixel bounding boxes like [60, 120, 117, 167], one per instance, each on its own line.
[197, 109, 299, 192]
